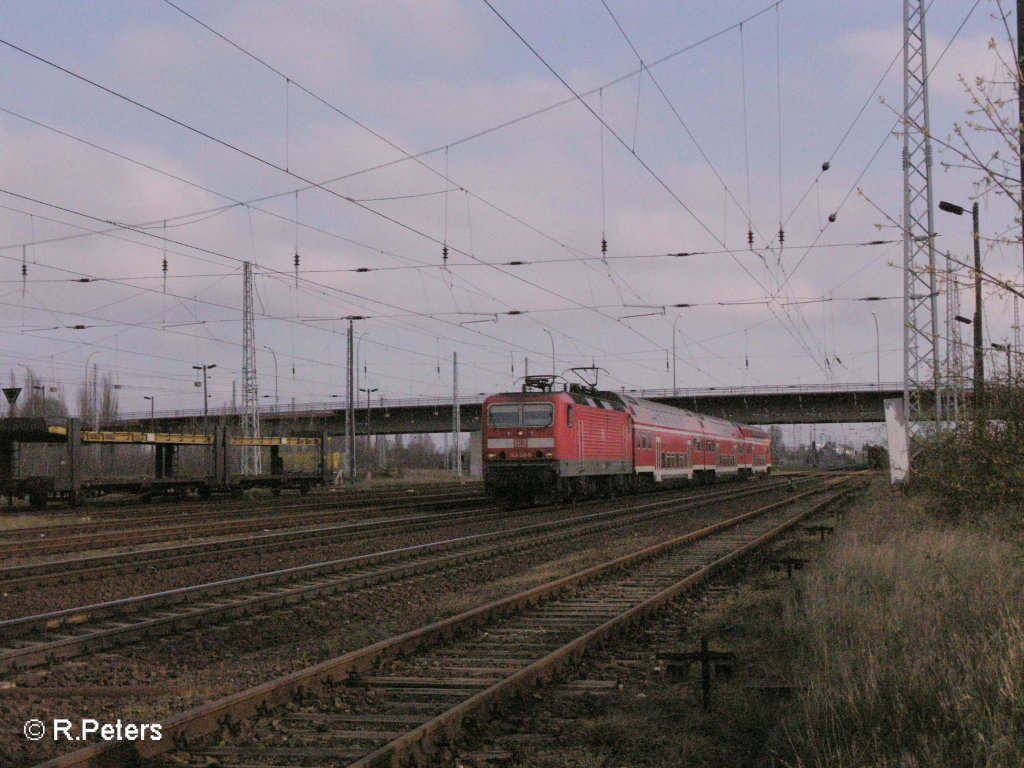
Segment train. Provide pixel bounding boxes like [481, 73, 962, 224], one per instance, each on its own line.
[482, 377, 771, 504]
[0, 418, 329, 509]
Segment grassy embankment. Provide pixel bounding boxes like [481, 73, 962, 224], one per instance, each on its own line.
[508, 477, 1023, 767]
[774, 480, 1023, 767]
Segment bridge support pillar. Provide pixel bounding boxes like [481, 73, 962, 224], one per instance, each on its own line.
[213, 426, 229, 486]
[67, 418, 82, 505]
[469, 430, 482, 477]
[0, 438, 14, 482]
[155, 445, 177, 479]
[319, 430, 330, 486]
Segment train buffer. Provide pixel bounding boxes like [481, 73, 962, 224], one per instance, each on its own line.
[660, 636, 735, 711]
[770, 556, 809, 578]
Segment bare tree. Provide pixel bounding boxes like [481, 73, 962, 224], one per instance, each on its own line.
[77, 369, 119, 427]
[18, 368, 67, 418]
[940, 0, 1022, 255]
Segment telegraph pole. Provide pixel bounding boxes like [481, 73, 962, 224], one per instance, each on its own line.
[973, 202, 984, 411]
[359, 386, 378, 468]
[346, 318, 356, 483]
[192, 363, 216, 434]
[452, 351, 461, 477]
[1018, 0, 1023, 277]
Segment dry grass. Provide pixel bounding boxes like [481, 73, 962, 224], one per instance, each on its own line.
[489, 479, 1023, 768]
[777, 481, 1024, 768]
[0, 512, 80, 529]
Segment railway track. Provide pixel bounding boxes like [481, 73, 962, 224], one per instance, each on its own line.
[33, 473, 860, 768]
[3, 480, 481, 520]
[0, 477, 806, 593]
[0, 504, 503, 593]
[0, 489, 489, 560]
[0, 479, 821, 673]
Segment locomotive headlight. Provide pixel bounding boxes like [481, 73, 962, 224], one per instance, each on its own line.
[546, 451, 553, 458]
[487, 452, 495, 459]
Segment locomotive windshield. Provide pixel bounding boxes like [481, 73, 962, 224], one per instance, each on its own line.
[521, 403, 554, 427]
[488, 404, 519, 427]
[487, 402, 554, 427]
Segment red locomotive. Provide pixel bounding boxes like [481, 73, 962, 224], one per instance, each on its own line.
[482, 377, 771, 504]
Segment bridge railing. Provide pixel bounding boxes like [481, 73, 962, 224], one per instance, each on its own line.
[633, 381, 902, 398]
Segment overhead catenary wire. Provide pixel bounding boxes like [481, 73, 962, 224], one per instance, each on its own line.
[157, 0, 671, 321]
[0, 37, 694, 382]
[4, 0, 978, 397]
[2, 0, 783, 341]
[0, 191, 686, 392]
[773, 0, 982, 296]
[483, 1, 835, 380]
[740, 22, 754, 251]
[2, 0, 784, 275]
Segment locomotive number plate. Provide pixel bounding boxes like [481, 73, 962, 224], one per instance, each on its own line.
[513, 438, 527, 448]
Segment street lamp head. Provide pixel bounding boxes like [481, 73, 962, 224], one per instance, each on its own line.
[207, 364, 216, 370]
[143, 396, 153, 401]
[954, 315, 972, 325]
[938, 200, 965, 216]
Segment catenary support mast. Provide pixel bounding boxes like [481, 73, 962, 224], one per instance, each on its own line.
[241, 261, 261, 474]
[902, 0, 942, 451]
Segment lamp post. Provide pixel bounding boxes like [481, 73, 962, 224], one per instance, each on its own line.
[356, 332, 370, 399]
[672, 315, 684, 394]
[84, 351, 102, 429]
[143, 396, 155, 433]
[359, 386, 378, 469]
[542, 329, 555, 378]
[263, 346, 279, 407]
[939, 200, 983, 413]
[192, 363, 216, 434]
[870, 312, 880, 391]
[992, 343, 1013, 380]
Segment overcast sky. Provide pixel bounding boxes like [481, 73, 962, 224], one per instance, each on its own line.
[0, 0, 1018, 420]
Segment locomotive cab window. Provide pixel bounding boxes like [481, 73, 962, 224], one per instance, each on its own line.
[566, 405, 573, 427]
[521, 403, 554, 427]
[487, 404, 519, 428]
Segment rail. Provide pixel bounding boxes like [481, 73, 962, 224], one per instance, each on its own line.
[30, 475, 860, 768]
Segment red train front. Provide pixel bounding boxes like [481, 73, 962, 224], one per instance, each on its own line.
[482, 385, 632, 503]
[483, 380, 771, 504]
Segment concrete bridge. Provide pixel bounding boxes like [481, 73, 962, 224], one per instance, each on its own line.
[117, 382, 907, 436]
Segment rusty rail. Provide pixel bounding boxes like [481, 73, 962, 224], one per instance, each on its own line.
[31, 474, 858, 768]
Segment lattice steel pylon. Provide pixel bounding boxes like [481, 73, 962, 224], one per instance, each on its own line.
[902, 0, 942, 443]
[241, 261, 261, 475]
